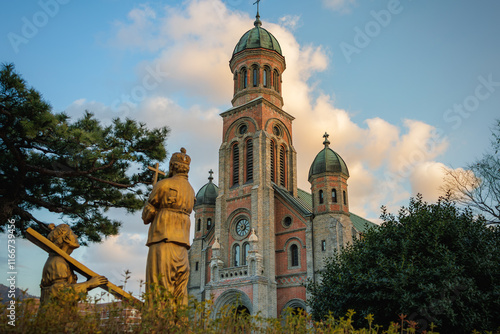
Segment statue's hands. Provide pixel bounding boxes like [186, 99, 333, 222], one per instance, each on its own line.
[87, 275, 108, 289]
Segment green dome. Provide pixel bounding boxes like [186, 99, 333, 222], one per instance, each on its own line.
[195, 171, 219, 207]
[233, 17, 282, 56]
[308, 135, 349, 181]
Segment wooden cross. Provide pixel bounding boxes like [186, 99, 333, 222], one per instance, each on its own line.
[147, 162, 165, 186]
[26, 228, 142, 305]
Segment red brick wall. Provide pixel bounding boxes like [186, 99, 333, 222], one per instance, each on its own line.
[274, 197, 307, 277]
[277, 285, 306, 315]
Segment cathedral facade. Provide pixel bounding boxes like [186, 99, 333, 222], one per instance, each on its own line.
[187, 14, 374, 317]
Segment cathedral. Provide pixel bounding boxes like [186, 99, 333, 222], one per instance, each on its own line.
[187, 11, 374, 317]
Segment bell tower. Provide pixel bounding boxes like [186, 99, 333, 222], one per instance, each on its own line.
[201, 10, 298, 318]
[308, 133, 353, 281]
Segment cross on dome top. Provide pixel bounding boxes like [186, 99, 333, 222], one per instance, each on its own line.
[253, 0, 262, 27]
[208, 169, 214, 183]
[323, 132, 331, 148]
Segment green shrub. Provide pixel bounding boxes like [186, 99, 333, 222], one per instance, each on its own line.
[0, 292, 448, 333]
[306, 195, 500, 333]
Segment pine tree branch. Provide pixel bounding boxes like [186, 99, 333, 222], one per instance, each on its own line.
[26, 196, 72, 214]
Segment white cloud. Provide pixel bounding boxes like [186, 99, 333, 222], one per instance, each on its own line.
[409, 162, 455, 202]
[110, 4, 164, 52]
[279, 15, 302, 31]
[75, 232, 148, 299]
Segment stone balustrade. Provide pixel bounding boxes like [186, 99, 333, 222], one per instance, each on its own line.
[218, 265, 249, 280]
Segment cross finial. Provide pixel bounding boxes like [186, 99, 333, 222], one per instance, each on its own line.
[254, 0, 261, 14]
[253, 0, 262, 27]
[323, 132, 330, 147]
[208, 169, 214, 183]
[147, 162, 166, 186]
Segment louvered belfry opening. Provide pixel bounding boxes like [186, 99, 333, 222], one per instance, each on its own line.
[270, 140, 276, 183]
[279, 145, 286, 187]
[233, 143, 239, 186]
[246, 139, 253, 182]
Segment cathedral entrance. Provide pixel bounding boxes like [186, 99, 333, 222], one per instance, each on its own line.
[281, 298, 307, 317]
[212, 289, 253, 317]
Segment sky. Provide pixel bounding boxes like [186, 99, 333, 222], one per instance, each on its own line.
[1, 0, 499, 299]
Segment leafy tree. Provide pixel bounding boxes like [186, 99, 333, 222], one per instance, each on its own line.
[306, 194, 500, 333]
[443, 120, 500, 225]
[0, 63, 169, 244]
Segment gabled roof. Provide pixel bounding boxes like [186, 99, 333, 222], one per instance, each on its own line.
[273, 185, 313, 217]
[286, 188, 377, 233]
[350, 212, 377, 233]
[297, 188, 313, 212]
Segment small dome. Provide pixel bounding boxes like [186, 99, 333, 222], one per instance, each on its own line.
[308, 133, 349, 182]
[195, 170, 219, 207]
[233, 16, 282, 56]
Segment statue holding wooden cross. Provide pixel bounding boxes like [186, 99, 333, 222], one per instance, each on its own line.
[142, 148, 195, 307]
[27, 226, 141, 305]
[38, 224, 107, 304]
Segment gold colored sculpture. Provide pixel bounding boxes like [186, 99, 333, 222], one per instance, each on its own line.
[143, 148, 196, 306]
[39, 224, 108, 305]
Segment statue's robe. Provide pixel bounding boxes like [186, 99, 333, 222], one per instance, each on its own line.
[142, 173, 195, 305]
[40, 254, 86, 305]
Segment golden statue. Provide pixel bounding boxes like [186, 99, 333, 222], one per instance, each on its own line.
[40, 224, 108, 305]
[143, 148, 195, 306]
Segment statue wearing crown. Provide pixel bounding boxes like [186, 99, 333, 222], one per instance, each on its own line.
[142, 148, 196, 306]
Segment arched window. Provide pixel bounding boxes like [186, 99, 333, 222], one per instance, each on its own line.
[263, 66, 270, 87]
[319, 190, 324, 204]
[343, 190, 347, 205]
[270, 140, 276, 183]
[273, 69, 280, 92]
[279, 145, 286, 187]
[332, 189, 337, 203]
[233, 72, 238, 93]
[242, 243, 249, 265]
[240, 67, 247, 89]
[207, 218, 212, 230]
[246, 139, 253, 182]
[252, 65, 259, 87]
[290, 244, 299, 267]
[233, 244, 241, 267]
[232, 143, 239, 186]
[197, 219, 201, 231]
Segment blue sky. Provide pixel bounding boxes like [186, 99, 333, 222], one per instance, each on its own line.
[1, 0, 499, 298]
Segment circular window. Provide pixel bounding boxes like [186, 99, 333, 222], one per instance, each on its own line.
[273, 125, 281, 137]
[239, 124, 248, 135]
[283, 216, 292, 228]
[235, 219, 250, 237]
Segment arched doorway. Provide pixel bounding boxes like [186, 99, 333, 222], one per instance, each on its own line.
[213, 289, 253, 318]
[281, 298, 307, 317]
